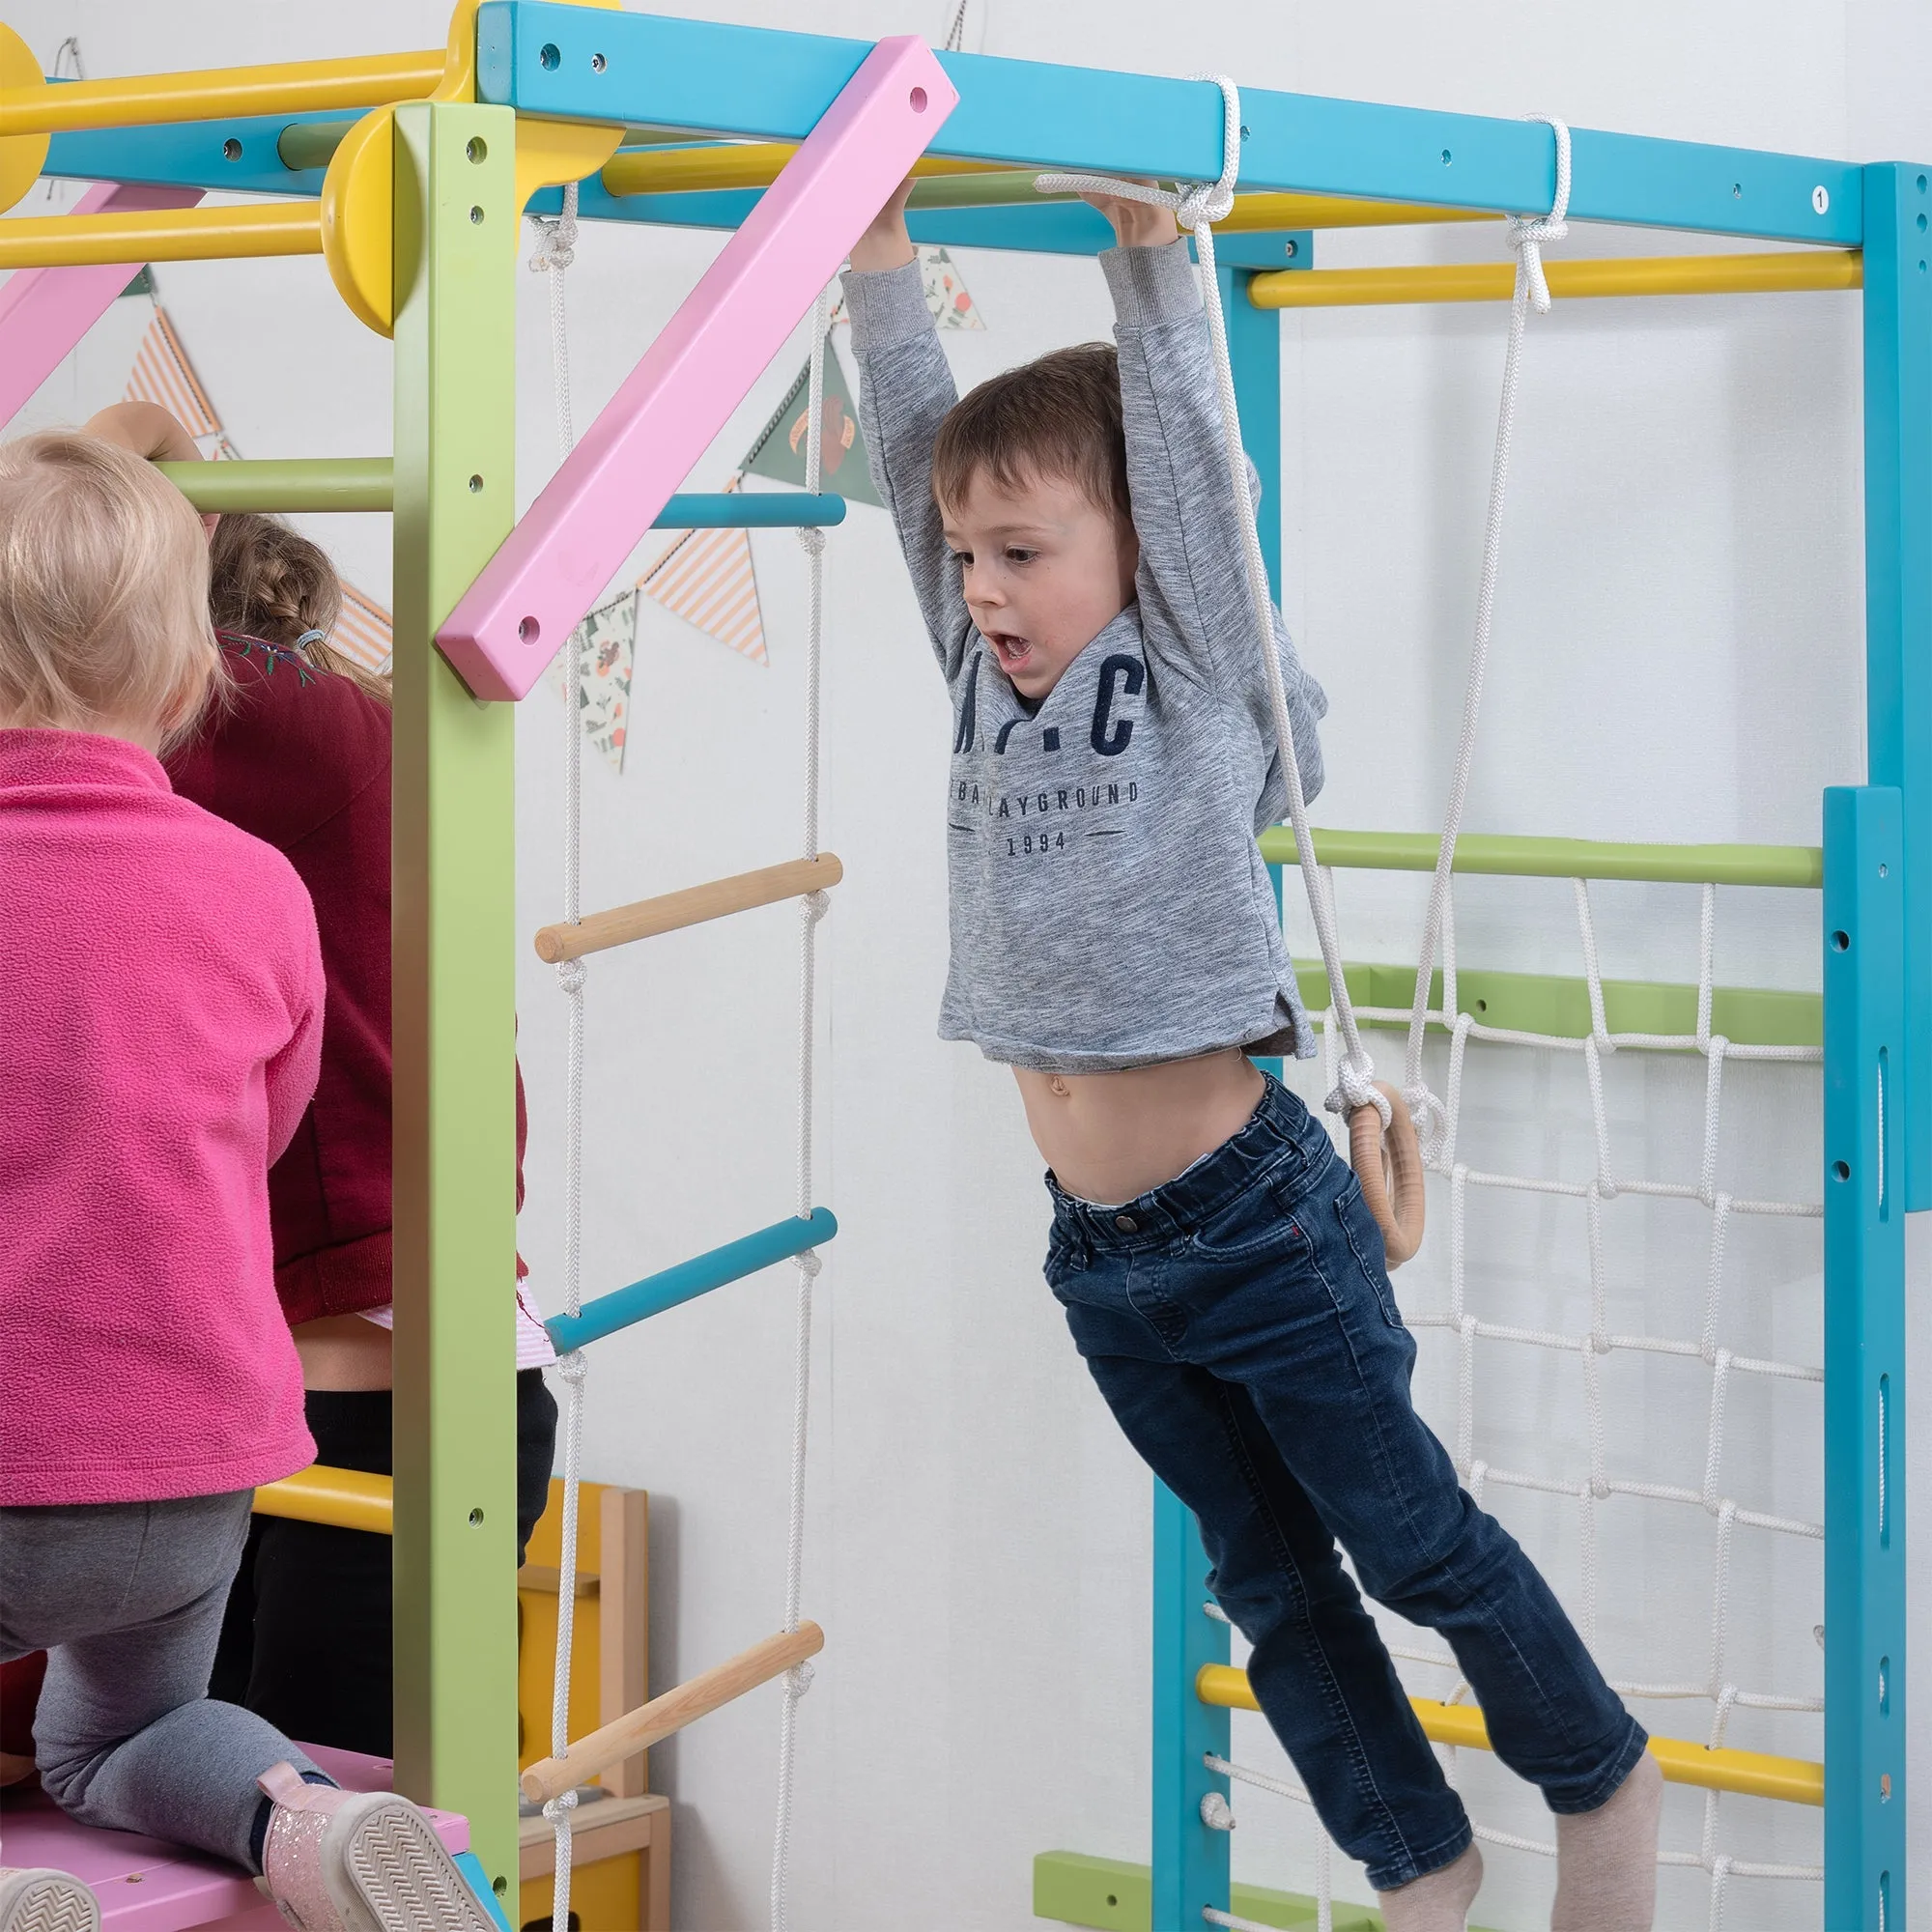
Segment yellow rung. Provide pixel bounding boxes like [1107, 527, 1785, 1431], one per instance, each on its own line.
[599, 147, 1495, 234]
[0, 200, 323, 270]
[0, 50, 445, 139]
[1217, 193, 1494, 233]
[1249, 249, 1862, 309]
[602, 141, 1007, 199]
[1195, 1665, 1823, 1807]
[253, 1463, 394, 1536]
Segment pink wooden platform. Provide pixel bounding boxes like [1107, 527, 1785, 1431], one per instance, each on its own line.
[0, 1747, 467, 1929]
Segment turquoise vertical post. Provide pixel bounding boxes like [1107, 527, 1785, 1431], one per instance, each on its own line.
[1823, 785, 1907, 1931]
[1861, 162, 1932, 1211]
[1150, 266, 1284, 1930]
[1152, 1481, 1231, 1930]
[390, 100, 522, 1901]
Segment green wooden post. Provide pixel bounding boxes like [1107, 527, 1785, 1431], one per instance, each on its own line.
[389, 99, 521, 1903]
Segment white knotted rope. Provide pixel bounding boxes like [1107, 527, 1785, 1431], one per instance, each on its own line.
[770, 281, 835, 1932]
[530, 180, 589, 1932]
[1207, 877, 1824, 1921]
[1037, 78, 1385, 1127]
[1398, 117, 1571, 1160]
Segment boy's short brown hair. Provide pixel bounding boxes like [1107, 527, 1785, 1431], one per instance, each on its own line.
[0, 430, 216, 748]
[930, 343, 1131, 526]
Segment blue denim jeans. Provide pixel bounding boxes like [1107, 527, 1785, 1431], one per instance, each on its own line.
[1044, 1073, 1647, 1889]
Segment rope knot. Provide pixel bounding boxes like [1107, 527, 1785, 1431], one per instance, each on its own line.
[784, 1661, 815, 1700]
[1177, 180, 1235, 231]
[528, 210, 580, 275]
[556, 958, 587, 997]
[796, 526, 827, 559]
[801, 889, 831, 925]
[542, 1788, 580, 1824]
[1199, 1792, 1236, 1832]
[1326, 1055, 1386, 1125]
[1405, 1082, 1448, 1164]
[1508, 115, 1572, 314]
[794, 1247, 822, 1281]
[555, 1350, 589, 1388]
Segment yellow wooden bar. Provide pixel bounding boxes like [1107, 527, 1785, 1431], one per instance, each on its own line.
[253, 1463, 395, 1536]
[0, 201, 323, 270]
[0, 49, 444, 138]
[602, 141, 1007, 198]
[1195, 1665, 1823, 1806]
[1250, 248, 1862, 309]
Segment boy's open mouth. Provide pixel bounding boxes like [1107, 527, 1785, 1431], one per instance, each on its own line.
[988, 632, 1034, 675]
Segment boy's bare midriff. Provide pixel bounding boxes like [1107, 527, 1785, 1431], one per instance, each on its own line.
[1015, 1047, 1266, 1207]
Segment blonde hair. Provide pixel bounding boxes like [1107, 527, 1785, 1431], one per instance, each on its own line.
[0, 431, 219, 749]
[208, 512, 391, 708]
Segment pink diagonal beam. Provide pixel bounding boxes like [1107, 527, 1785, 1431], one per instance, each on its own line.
[438, 35, 957, 701]
[0, 181, 205, 428]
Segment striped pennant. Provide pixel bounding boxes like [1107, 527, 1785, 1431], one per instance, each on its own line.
[120, 303, 400, 677]
[125, 306, 219, 437]
[331, 582, 394, 674]
[638, 477, 766, 665]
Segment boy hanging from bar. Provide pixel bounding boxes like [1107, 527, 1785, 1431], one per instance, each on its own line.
[842, 180, 1663, 1932]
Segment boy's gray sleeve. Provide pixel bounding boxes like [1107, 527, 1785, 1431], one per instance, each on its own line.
[841, 259, 974, 682]
[1102, 240, 1328, 806]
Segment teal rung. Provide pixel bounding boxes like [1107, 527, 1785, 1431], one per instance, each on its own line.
[545, 1208, 837, 1352]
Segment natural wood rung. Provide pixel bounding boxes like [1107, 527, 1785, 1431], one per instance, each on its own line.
[533, 855, 842, 963]
[517, 1563, 599, 1597]
[519, 1621, 823, 1802]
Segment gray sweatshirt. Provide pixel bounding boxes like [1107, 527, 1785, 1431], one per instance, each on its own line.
[843, 240, 1327, 1073]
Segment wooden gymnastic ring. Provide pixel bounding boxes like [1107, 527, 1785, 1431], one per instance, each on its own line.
[1348, 1081, 1426, 1268]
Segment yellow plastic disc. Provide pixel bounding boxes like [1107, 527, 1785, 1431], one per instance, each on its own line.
[0, 23, 53, 217]
[321, 0, 621, 336]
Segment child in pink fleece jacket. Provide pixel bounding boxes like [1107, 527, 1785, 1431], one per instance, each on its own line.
[0, 430, 494, 1932]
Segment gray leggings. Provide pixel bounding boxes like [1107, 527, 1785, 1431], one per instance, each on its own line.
[0, 1490, 320, 1869]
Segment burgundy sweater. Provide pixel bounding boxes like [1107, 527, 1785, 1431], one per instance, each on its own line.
[0, 730, 322, 1502]
[169, 641, 528, 1328]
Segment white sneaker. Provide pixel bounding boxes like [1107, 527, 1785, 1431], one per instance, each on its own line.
[255, 1762, 497, 1932]
[0, 1868, 99, 1932]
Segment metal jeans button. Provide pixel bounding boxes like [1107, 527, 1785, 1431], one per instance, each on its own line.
[1115, 1213, 1138, 1233]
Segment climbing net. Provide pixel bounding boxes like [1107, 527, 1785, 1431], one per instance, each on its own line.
[1213, 867, 1826, 1932]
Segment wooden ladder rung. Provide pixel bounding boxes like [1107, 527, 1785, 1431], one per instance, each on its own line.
[532, 854, 842, 964]
[519, 1622, 823, 1802]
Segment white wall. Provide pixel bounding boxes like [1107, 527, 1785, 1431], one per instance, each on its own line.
[6, 3, 1927, 1926]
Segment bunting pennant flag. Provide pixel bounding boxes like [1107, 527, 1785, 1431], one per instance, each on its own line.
[829, 243, 984, 332]
[579, 592, 637, 771]
[125, 306, 219, 437]
[122, 299, 397, 676]
[638, 477, 767, 666]
[544, 592, 638, 771]
[741, 345, 881, 507]
[329, 582, 395, 675]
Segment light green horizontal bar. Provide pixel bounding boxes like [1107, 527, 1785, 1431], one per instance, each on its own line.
[1260, 827, 1822, 890]
[276, 117, 356, 173]
[1295, 958, 1820, 1049]
[157, 457, 394, 513]
[908, 168, 1072, 208]
[1033, 1850, 1497, 1932]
